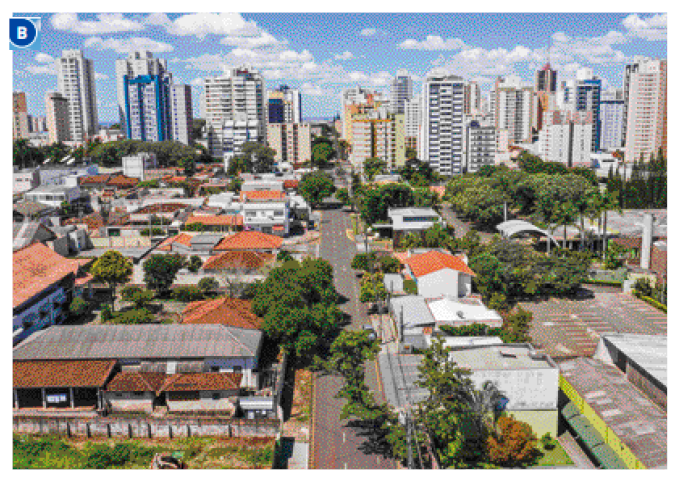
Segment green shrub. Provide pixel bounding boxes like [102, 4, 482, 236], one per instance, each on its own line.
[634, 291, 667, 313]
[69, 296, 88, 316]
[586, 279, 623, 286]
[100, 304, 113, 322]
[107, 308, 154, 325]
[403, 279, 417, 294]
[540, 433, 556, 451]
[198, 277, 220, 294]
[173, 286, 205, 302]
[187, 255, 203, 273]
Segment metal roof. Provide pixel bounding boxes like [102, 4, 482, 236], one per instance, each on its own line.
[600, 334, 667, 388]
[448, 344, 557, 371]
[13, 324, 262, 361]
[389, 295, 436, 328]
[496, 219, 559, 245]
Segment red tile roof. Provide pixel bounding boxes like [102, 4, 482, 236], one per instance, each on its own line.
[214, 231, 283, 251]
[156, 233, 195, 251]
[203, 250, 274, 271]
[283, 180, 299, 189]
[240, 190, 286, 201]
[106, 371, 167, 393]
[14, 359, 116, 388]
[13, 243, 81, 308]
[185, 215, 243, 227]
[107, 174, 140, 188]
[405, 250, 476, 278]
[161, 372, 243, 392]
[182, 298, 262, 330]
[79, 174, 112, 185]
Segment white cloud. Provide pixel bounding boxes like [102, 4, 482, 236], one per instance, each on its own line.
[95, 72, 109, 80]
[83, 36, 175, 54]
[191, 78, 204, 87]
[301, 82, 325, 96]
[622, 13, 667, 41]
[149, 12, 260, 40]
[399, 36, 467, 51]
[51, 13, 144, 35]
[35, 53, 54, 64]
[25, 64, 56, 75]
[334, 51, 355, 61]
[360, 28, 378, 36]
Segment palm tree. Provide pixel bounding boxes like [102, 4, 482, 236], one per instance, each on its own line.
[599, 190, 622, 260]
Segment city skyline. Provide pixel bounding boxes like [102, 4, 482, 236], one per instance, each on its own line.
[12, 12, 667, 121]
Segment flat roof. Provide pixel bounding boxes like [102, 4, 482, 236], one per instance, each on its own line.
[601, 334, 667, 387]
[559, 357, 667, 469]
[448, 344, 556, 371]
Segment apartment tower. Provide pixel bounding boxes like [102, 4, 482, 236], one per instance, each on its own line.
[56, 50, 99, 142]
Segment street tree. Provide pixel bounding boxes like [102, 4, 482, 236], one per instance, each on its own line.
[363, 157, 387, 181]
[299, 171, 335, 208]
[90, 250, 133, 311]
[142, 253, 186, 296]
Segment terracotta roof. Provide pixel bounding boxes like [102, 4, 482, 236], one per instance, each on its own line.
[13, 243, 81, 308]
[161, 372, 243, 392]
[185, 215, 243, 227]
[405, 250, 476, 278]
[283, 180, 299, 189]
[106, 371, 167, 393]
[13, 359, 116, 388]
[214, 231, 283, 251]
[203, 250, 274, 271]
[182, 298, 262, 330]
[79, 174, 112, 185]
[240, 190, 286, 201]
[429, 185, 446, 198]
[75, 273, 94, 286]
[157, 233, 195, 251]
[107, 174, 139, 187]
[64, 212, 106, 231]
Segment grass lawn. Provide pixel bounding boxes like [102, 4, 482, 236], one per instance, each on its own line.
[14, 434, 276, 469]
[536, 441, 574, 467]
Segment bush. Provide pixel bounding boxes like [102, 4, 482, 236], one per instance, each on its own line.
[106, 308, 154, 325]
[173, 286, 205, 302]
[277, 250, 294, 263]
[403, 279, 417, 294]
[140, 227, 164, 236]
[187, 255, 203, 273]
[69, 296, 88, 316]
[198, 277, 220, 294]
[100, 304, 113, 322]
[540, 433, 556, 451]
[633, 277, 654, 297]
[634, 291, 667, 313]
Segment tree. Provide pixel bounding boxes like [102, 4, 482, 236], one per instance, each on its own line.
[299, 171, 335, 208]
[379, 255, 401, 274]
[198, 277, 220, 295]
[276, 250, 294, 263]
[351, 252, 378, 272]
[486, 415, 540, 467]
[143, 254, 185, 296]
[120, 287, 154, 309]
[356, 183, 415, 224]
[187, 255, 203, 273]
[336, 187, 351, 206]
[359, 273, 387, 304]
[363, 157, 387, 181]
[90, 250, 133, 310]
[405, 147, 417, 160]
[215, 260, 257, 298]
[69, 297, 88, 317]
[240, 142, 276, 173]
[311, 142, 335, 168]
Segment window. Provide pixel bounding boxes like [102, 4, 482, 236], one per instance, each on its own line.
[212, 392, 221, 401]
[211, 366, 220, 373]
[134, 391, 144, 396]
[233, 366, 243, 374]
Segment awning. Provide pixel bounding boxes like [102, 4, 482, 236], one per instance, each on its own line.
[562, 401, 581, 421]
[567, 415, 605, 448]
[591, 443, 628, 470]
[238, 396, 274, 411]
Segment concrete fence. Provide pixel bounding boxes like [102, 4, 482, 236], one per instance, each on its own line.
[13, 415, 280, 439]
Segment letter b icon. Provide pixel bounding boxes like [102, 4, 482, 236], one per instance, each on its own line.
[10, 18, 39, 49]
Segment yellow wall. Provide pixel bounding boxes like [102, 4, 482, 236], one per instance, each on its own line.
[559, 375, 646, 469]
[506, 410, 558, 438]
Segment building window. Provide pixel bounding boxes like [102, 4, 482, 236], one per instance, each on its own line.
[233, 366, 242, 374]
[212, 393, 221, 401]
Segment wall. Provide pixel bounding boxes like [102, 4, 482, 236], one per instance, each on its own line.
[13, 287, 67, 345]
[471, 367, 559, 411]
[166, 390, 237, 413]
[505, 409, 558, 438]
[417, 269, 459, 299]
[103, 392, 154, 414]
[13, 414, 279, 439]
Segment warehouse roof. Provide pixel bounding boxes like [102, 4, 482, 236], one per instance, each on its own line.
[600, 334, 667, 388]
[13, 324, 262, 361]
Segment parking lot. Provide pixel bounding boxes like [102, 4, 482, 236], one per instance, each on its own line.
[520, 293, 667, 358]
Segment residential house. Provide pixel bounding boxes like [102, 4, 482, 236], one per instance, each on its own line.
[385, 207, 443, 244]
[403, 250, 475, 298]
[184, 214, 244, 233]
[242, 200, 290, 235]
[213, 231, 283, 253]
[13, 169, 41, 194]
[202, 250, 275, 273]
[13, 200, 59, 223]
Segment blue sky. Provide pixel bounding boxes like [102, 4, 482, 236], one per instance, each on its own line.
[12, 12, 667, 122]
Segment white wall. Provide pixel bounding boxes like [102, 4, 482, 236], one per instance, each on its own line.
[416, 269, 459, 299]
[470, 367, 559, 411]
[104, 391, 154, 413]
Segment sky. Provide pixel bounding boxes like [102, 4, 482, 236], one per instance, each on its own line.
[12, 12, 667, 123]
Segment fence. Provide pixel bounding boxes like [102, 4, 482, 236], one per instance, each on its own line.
[13, 414, 280, 439]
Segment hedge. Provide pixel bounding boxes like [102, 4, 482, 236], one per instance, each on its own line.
[585, 279, 624, 287]
[633, 290, 667, 313]
[403, 280, 417, 294]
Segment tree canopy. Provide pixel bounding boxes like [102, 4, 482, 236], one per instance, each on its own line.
[299, 171, 335, 208]
[142, 254, 186, 295]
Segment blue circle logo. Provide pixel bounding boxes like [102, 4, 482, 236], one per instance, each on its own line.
[10, 18, 38, 48]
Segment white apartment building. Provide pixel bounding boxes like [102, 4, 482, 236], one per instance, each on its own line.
[404, 94, 422, 152]
[242, 200, 290, 236]
[350, 109, 406, 170]
[56, 50, 99, 143]
[122, 152, 158, 181]
[116, 51, 168, 134]
[13, 92, 30, 140]
[599, 89, 625, 151]
[464, 81, 481, 115]
[204, 67, 266, 164]
[561, 68, 602, 152]
[419, 72, 465, 176]
[390, 69, 413, 115]
[170, 84, 193, 145]
[465, 119, 496, 173]
[267, 123, 312, 166]
[493, 75, 534, 145]
[623, 56, 667, 162]
[538, 110, 593, 167]
[45, 92, 71, 144]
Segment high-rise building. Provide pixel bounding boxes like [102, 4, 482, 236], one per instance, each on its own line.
[116, 51, 168, 135]
[562, 68, 602, 152]
[463, 81, 481, 115]
[12, 92, 30, 140]
[535, 63, 558, 93]
[599, 89, 625, 151]
[390, 69, 413, 115]
[419, 72, 465, 176]
[350, 108, 405, 170]
[45, 92, 71, 144]
[340, 86, 387, 142]
[465, 119, 496, 173]
[29, 115, 48, 133]
[623, 57, 667, 162]
[123, 73, 173, 142]
[538, 110, 593, 166]
[267, 123, 312, 166]
[56, 50, 99, 143]
[493, 75, 534, 144]
[268, 85, 302, 124]
[204, 66, 266, 164]
[404, 94, 422, 152]
[170, 84, 194, 145]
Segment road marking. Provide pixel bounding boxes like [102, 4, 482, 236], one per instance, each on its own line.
[344, 463, 348, 470]
[342, 431, 346, 443]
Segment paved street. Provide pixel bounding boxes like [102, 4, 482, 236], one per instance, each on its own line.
[310, 208, 396, 470]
